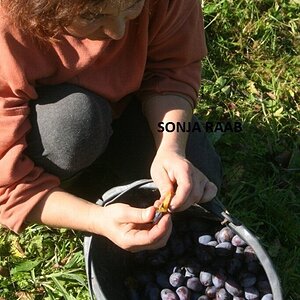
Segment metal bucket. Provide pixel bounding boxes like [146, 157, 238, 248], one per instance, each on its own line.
[84, 179, 283, 300]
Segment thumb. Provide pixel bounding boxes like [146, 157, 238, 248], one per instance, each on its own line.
[201, 181, 218, 203]
[120, 205, 156, 224]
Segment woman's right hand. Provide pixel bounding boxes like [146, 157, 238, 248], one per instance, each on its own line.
[90, 203, 172, 252]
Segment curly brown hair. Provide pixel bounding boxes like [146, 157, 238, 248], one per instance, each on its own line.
[0, 0, 124, 41]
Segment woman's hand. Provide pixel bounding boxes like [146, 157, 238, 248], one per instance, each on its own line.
[140, 93, 217, 213]
[27, 189, 172, 252]
[90, 203, 172, 252]
[151, 149, 217, 212]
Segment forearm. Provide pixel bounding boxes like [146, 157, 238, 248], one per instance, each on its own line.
[141, 94, 194, 155]
[26, 188, 103, 234]
[24, 188, 172, 252]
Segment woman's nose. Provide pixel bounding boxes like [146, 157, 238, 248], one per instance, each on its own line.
[103, 16, 126, 40]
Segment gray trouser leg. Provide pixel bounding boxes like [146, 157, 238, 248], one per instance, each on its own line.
[98, 99, 223, 191]
[26, 85, 222, 198]
[26, 84, 113, 180]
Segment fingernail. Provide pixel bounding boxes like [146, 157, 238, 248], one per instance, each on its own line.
[169, 205, 175, 212]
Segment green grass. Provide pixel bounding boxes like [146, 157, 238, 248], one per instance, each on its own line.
[197, 0, 300, 298]
[0, 0, 299, 299]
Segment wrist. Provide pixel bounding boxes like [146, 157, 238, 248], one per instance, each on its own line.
[27, 189, 107, 235]
[156, 143, 186, 157]
[87, 204, 105, 235]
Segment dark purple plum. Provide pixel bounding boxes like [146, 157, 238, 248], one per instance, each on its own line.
[127, 216, 275, 300]
[205, 285, 217, 298]
[234, 247, 245, 260]
[203, 245, 216, 256]
[212, 272, 226, 288]
[186, 277, 203, 292]
[216, 288, 230, 300]
[211, 257, 228, 269]
[217, 227, 235, 243]
[198, 235, 213, 245]
[247, 261, 261, 274]
[215, 242, 233, 256]
[244, 286, 259, 299]
[207, 240, 218, 247]
[189, 294, 202, 300]
[261, 294, 273, 300]
[197, 295, 209, 300]
[239, 272, 256, 288]
[199, 271, 212, 286]
[176, 286, 190, 300]
[173, 266, 185, 274]
[185, 264, 200, 276]
[257, 280, 272, 294]
[195, 248, 213, 264]
[244, 246, 258, 263]
[257, 273, 268, 281]
[231, 235, 247, 247]
[161, 288, 179, 300]
[184, 269, 195, 278]
[225, 278, 243, 297]
[227, 258, 242, 275]
[169, 272, 185, 288]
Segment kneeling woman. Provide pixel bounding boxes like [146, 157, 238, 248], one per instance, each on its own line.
[0, 0, 221, 252]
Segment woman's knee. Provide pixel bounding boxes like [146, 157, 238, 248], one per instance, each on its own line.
[26, 84, 112, 179]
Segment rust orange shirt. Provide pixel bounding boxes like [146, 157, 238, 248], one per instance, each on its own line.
[0, 0, 207, 233]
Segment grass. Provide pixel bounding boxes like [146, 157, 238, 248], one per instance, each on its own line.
[197, 0, 300, 298]
[0, 0, 299, 299]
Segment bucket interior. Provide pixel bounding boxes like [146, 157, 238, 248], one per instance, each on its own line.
[88, 188, 278, 299]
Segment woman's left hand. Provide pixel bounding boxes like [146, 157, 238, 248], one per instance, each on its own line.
[150, 149, 217, 212]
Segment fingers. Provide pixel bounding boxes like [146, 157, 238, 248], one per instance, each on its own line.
[128, 213, 173, 252]
[117, 204, 173, 250]
[153, 199, 162, 208]
[105, 203, 172, 252]
[118, 205, 156, 224]
[201, 181, 218, 203]
[136, 181, 216, 251]
[169, 169, 218, 212]
[132, 181, 217, 252]
[151, 164, 175, 202]
[168, 167, 192, 211]
[172, 173, 206, 212]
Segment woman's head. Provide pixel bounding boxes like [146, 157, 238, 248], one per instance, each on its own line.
[1, 0, 145, 41]
[65, 0, 145, 40]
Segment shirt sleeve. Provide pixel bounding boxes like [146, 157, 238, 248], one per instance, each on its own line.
[0, 14, 60, 234]
[140, 0, 207, 107]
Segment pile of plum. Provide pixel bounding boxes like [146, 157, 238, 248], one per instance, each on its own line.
[125, 216, 273, 300]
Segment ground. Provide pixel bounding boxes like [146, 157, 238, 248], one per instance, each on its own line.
[0, 0, 299, 299]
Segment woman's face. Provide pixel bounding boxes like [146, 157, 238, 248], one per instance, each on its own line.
[65, 0, 145, 40]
